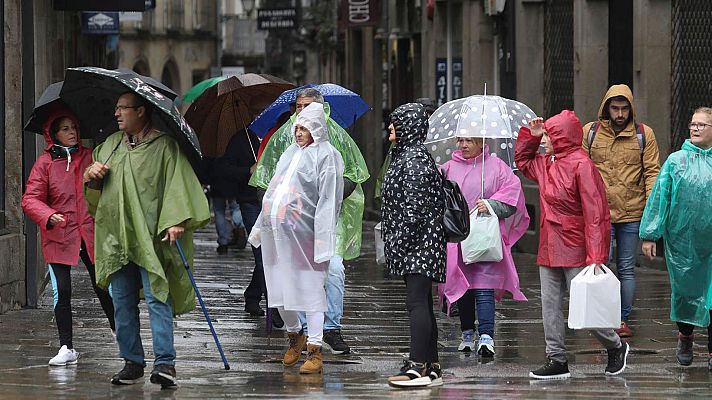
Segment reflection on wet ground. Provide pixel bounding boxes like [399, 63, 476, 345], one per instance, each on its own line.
[1, 221, 711, 398]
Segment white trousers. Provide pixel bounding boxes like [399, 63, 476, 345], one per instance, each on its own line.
[278, 307, 324, 346]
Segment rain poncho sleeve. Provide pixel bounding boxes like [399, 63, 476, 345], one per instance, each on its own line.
[84, 131, 211, 315]
[259, 102, 345, 312]
[639, 140, 712, 327]
[249, 102, 369, 260]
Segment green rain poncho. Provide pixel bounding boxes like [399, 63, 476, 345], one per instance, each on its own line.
[250, 102, 369, 260]
[640, 140, 712, 327]
[85, 131, 210, 315]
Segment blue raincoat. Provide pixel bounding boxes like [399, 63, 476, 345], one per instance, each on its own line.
[640, 140, 712, 327]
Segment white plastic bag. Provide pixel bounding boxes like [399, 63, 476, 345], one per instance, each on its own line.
[568, 264, 621, 329]
[461, 200, 503, 264]
[248, 222, 262, 248]
[374, 222, 385, 265]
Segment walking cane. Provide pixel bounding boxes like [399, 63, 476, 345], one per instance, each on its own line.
[175, 240, 231, 370]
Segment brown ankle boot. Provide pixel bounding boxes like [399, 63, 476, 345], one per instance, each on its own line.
[299, 344, 323, 374]
[283, 331, 307, 367]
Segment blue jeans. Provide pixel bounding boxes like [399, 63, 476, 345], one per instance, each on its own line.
[111, 263, 175, 367]
[213, 197, 243, 246]
[458, 289, 495, 337]
[609, 221, 640, 322]
[299, 255, 345, 331]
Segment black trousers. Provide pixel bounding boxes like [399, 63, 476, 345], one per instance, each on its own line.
[404, 274, 439, 363]
[676, 310, 712, 352]
[49, 243, 115, 348]
[241, 201, 268, 306]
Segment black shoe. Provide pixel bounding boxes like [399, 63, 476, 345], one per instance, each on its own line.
[449, 302, 460, 317]
[605, 342, 630, 376]
[529, 359, 570, 380]
[150, 364, 177, 389]
[676, 333, 694, 366]
[216, 245, 228, 254]
[426, 362, 443, 387]
[323, 329, 351, 355]
[270, 308, 284, 329]
[111, 360, 145, 385]
[387, 360, 431, 388]
[231, 228, 247, 250]
[245, 303, 265, 317]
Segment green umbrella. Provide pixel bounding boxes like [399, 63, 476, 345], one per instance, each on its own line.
[182, 76, 227, 103]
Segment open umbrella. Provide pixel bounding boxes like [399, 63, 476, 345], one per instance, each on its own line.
[24, 74, 176, 137]
[425, 94, 537, 170]
[58, 67, 201, 164]
[184, 73, 295, 158]
[249, 83, 370, 138]
[182, 76, 227, 104]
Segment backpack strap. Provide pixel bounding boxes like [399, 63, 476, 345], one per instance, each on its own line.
[587, 122, 600, 157]
[635, 122, 646, 186]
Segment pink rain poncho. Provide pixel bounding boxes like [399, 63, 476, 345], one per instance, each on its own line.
[439, 148, 530, 304]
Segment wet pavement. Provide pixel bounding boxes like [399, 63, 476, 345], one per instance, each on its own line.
[2, 221, 712, 398]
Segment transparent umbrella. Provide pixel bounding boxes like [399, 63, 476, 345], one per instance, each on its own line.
[425, 94, 537, 170]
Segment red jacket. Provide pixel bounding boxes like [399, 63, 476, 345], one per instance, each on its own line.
[21, 110, 95, 266]
[515, 110, 611, 267]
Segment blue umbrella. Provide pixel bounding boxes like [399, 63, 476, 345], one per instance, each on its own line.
[248, 83, 370, 138]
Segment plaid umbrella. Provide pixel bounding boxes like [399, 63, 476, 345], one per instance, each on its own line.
[184, 73, 295, 158]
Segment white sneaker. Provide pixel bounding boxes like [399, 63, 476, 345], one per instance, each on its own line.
[477, 334, 495, 357]
[48, 345, 79, 366]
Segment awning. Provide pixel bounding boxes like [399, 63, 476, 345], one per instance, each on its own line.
[54, 0, 156, 11]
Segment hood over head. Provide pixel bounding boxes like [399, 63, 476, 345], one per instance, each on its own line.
[597, 84, 636, 122]
[292, 102, 328, 144]
[42, 107, 81, 150]
[543, 110, 584, 155]
[390, 103, 429, 150]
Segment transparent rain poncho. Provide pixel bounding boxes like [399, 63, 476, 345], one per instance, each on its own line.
[250, 102, 368, 260]
[258, 102, 344, 312]
[640, 140, 712, 327]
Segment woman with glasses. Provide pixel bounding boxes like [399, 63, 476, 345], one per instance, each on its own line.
[640, 107, 712, 371]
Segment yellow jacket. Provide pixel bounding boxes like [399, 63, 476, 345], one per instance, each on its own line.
[582, 84, 661, 223]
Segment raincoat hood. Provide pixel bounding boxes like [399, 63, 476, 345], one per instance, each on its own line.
[544, 110, 583, 156]
[42, 108, 81, 149]
[292, 102, 328, 144]
[391, 103, 429, 151]
[597, 84, 637, 121]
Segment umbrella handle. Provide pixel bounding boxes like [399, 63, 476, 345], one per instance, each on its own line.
[232, 93, 257, 162]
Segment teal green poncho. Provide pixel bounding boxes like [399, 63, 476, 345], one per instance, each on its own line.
[85, 131, 210, 315]
[249, 103, 369, 260]
[640, 140, 712, 327]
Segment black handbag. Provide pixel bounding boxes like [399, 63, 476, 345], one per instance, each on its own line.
[439, 169, 470, 243]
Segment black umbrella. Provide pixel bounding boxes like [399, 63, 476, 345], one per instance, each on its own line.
[24, 81, 66, 135]
[59, 67, 201, 164]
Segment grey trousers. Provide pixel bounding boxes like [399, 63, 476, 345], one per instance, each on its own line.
[539, 266, 621, 363]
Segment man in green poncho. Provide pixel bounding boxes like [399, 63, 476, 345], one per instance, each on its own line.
[250, 88, 369, 354]
[83, 92, 210, 388]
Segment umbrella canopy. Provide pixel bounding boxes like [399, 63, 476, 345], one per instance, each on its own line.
[184, 73, 295, 158]
[59, 67, 201, 164]
[249, 83, 370, 138]
[24, 81, 66, 135]
[425, 95, 537, 169]
[182, 76, 227, 104]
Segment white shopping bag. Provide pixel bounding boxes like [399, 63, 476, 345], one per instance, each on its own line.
[567, 264, 621, 329]
[374, 222, 386, 265]
[461, 200, 503, 264]
[247, 224, 261, 248]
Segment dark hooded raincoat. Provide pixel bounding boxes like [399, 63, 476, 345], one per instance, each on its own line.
[381, 103, 446, 282]
[515, 110, 611, 267]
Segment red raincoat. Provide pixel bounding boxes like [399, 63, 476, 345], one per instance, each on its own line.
[21, 109, 95, 266]
[515, 110, 610, 267]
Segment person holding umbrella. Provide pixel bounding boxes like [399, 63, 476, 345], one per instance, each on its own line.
[83, 92, 210, 388]
[22, 107, 116, 366]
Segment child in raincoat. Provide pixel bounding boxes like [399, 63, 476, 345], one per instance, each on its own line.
[21, 108, 115, 366]
[640, 107, 712, 369]
[256, 102, 344, 374]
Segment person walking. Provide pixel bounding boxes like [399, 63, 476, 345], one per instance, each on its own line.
[256, 102, 344, 374]
[583, 84, 661, 337]
[439, 136, 529, 356]
[382, 103, 446, 388]
[640, 107, 712, 370]
[83, 92, 210, 388]
[250, 88, 369, 354]
[516, 111, 630, 380]
[22, 108, 115, 366]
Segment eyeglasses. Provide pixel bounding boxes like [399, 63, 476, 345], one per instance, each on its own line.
[688, 122, 712, 131]
[114, 105, 139, 112]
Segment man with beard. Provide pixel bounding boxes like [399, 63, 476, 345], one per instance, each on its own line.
[582, 84, 660, 338]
